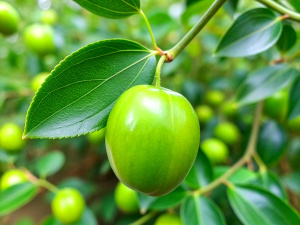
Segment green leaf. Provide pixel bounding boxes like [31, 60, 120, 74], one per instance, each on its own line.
[33, 151, 65, 177]
[0, 182, 38, 216]
[137, 186, 187, 213]
[73, 0, 140, 19]
[24, 39, 156, 139]
[227, 185, 300, 225]
[181, 195, 226, 225]
[235, 65, 299, 106]
[257, 120, 287, 165]
[184, 150, 213, 189]
[282, 172, 300, 195]
[215, 8, 282, 57]
[290, 0, 300, 12]
[14, 217, 35, 225]
[276, 24, 297, 53]
[223, 0, 239, 16]
[214, 166, 257, 185]
[288, 77, 300, 120]
[252, 171, 287, 201]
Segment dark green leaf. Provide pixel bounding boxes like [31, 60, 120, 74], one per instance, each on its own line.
[257, 120, 287, 165]
[214, 166, 257, 185]
[227, 185, 300, 225]
[235, 65, 298, 106]
[24, 39, 156, 139]
[288, 77, 300, 120]
[73, 0, 140, 19]
[0, 182, 38, 216]
[215, 8, 282, 57]
[276, 24, 297, 53]
[184, 150, 213, 189]
[181, 195, 226, 225]
[137, 186, 187, 213]
[223, 0, 239, 16]
[283, 172, 300, 195]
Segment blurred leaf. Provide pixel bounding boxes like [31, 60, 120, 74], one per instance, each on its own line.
[24, 39, 156, 139]
[223, 0, 239, 16]
[181, 195, 226, 225]
[184, 150, 213, 189]
[97, 193, 117, 223]
[214, 166, 257, 185]
[288, 77, 300, 120]
[282, 172, 300, 195]
[137, 186, 187, 213]
[181, 79, 204, 106]
[33, 151, 65, 177]
[252, 171, 287, 201]
[235, 65, 299, 106]
[14, 218, 35, 225]
[257, 120, 287, 165]
[276, 24, 297, 53]
[228, 185, 300, 225]
[0, 183, 38, 216]
[215, 8, 282, 57]
[73, 0, 140, 19]
[290, 0, 300, 12]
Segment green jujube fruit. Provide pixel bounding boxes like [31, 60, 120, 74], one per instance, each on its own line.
[154, 213, 183, 225]
[214, 122, 240, 145]
[106, 85, 200, 196]
[0, 1, 20, 36]
[0, 123, 24, 152]
[114, 182, 139, 214]
[264, 90, 288, 121]
[0, 169, 27, 190]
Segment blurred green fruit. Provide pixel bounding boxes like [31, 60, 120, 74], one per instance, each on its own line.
[88, 128, 106, 145]
[24, 24, 55, 56]
[31, 72, 48, 92]
[114, 182, 139, 214]
[288, 116, 300, 133]
[201, 138, 228, 163]
[195, 105, 214, 123]
[205, 90, 225, 106]
[41, 9, 58, 25]
[106, 85, 200, 196]
[214, 122, 240, 145]
[52, 188, 85, 224]
[264, 90, 288, 121]
[154, 213, 182, 225]
[221, 101, 238, 117]
[0, 123, 24, 152]
[0, 169, 27, 190]
[0, 1, 20, 36]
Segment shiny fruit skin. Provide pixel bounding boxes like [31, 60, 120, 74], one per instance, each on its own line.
[0, 169, 27, 190]
[31, 72, 48, 92]
[154, 214, 182, 225]
[264, 90, 288, 121]
[214, 122, 240, 145]
[106, 85, 200, 196]
[0, 123, 24, 152]
[195, 105, 214, 123]
[88, 128, 106, 145]
[24, 24, 55, 56]
[205, 90, 225, 107]
[0, 1, 19, 36]
[201, 138, 228, 163]
[114, 182, 139, 214]
[52, 188, 85, 224]
[288, 116, 300, 133]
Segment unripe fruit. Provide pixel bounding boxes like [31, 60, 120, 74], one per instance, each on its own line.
[88, 128, 106, 145]
[31, 72, 48, 92]
[201, 138, 228, 163]
[114, 182, 139, 214]
[41, 9, 58, 25]
[205, 90, 225, 106]
[0, 123, 24, 152]
[0, 1, 20, 36]
[221, 101, 238, 117]
[195, 105, 214, 123]
[154, 213, 182, 225]
[264, 90, 288, 121]
[52, 188, 85, 224]
[288, 116, 300, 133]
[214, 122, 240, 145]
[0, 169, 27, 190]
[106, 85, 200, 196]
[24, 24, 55, 56]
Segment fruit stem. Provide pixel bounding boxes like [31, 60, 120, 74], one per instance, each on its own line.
[35, 179, 60, 193]
[167, 0, 227, 59]
[192, 102, 263, 195]
[155, 55, 167, 88]
[256, 0, 300, 22]
[253, 152, 267, 173]
[131, 211, 158, 225]
[139, 10, 157, 49]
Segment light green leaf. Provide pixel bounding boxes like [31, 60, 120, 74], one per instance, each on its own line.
[73, 0, 140, 19]
[214, 166, 257, 185]
[181, 195, 226, 225]
[24, 39, 156, 139]
[215, 8, 282, 57]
